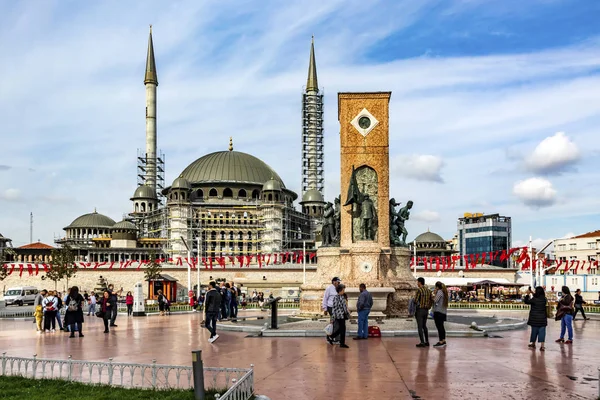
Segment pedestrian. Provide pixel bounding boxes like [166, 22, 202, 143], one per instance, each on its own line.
[204, 281, 221, 343]
[241, 293, 247, 310]
[126, 291, 134, 316]
[322, 277, 341, 343]
[191, 293, 198, 312]
[33, 289, 47, 333]
[64, 286, 85, 338]
[354, 283, 373, 340]
[555, 286, 574, 344]
[42, 290, 59, 332]
[88, 292, 97, 316]
[327, 284, 349, 348]
[99, 290, 113, 333]
[228, 283, 238, 319]
[573, 289, 590, 320]
[218, 282, 230, 320]
[157, 290, 167, 316]
[55, 292, 65, 331]
[83, 291, 89, 302]
[414, 277, 433, 348]
[524, 286, 547, 351]
[432, 281, 449, 348]
[107, 284, 119, 327]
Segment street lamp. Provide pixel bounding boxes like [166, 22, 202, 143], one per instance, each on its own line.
[180, 236, 192, 292]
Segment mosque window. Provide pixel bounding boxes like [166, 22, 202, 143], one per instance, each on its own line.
[252, 189, 260, 199]
[268, 194, 273, 201]
[141, 203, 146, 212]
[209, 188, 218, 197]
[225, 212, 230, 224]
[196, 189, 204, 199]
[223, 188, 233, 198]
[135, 203, 139, 213]
[174, 192, 179, 200]
[238, 189, 247, 198]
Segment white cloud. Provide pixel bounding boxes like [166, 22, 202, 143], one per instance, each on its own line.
[412, 210, 441, 223]
[0, 188, 21, 201]
[392, 155, 444, 183]
[513, 178, 557, 208]
[526, 132, 581, 174]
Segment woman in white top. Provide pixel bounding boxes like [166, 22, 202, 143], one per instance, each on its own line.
[42, 290, 59, 332]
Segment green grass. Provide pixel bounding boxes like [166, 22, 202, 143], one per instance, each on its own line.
[0, 375, 235, 400]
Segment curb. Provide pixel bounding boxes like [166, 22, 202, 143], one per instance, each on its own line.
[259, 329, 488, 338]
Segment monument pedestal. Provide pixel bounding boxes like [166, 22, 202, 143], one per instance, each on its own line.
[299, 246, 417, 317]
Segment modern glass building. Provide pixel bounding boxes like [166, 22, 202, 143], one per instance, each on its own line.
[457, 213, 512, 267]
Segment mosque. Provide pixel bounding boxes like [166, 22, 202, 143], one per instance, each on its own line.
[54, 28, 326, 265]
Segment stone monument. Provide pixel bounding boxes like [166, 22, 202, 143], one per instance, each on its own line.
[300, 92, 416, 317]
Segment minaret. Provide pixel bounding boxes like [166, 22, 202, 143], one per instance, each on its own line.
[144, 25, 158, 190]
[301, 36, 324, 197]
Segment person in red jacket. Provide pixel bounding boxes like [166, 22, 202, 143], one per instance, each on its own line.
[125, 291, 134, 316]
[190, 293, 198, 312]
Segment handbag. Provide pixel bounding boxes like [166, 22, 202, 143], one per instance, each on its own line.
[95, 311, 105, 319]
[324, 323, 333, 336]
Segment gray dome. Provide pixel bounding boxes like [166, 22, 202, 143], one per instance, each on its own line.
[414, 231, 446, 243]
[180, 150, 285, 187]
[65, 211, 116, 229]
[112, 220, 138, 231]
[263, 178, 282, 192]
[131, 185, 157, 199]
[172, 176, 192, 190]
[301, 189, 324, 203]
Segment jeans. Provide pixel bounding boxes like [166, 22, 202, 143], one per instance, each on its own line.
[529, 326, 546, 343]
[573, 305, 587, 320]
[415, 308, 429, 344]
[205, 312, 218, 338]
[330, 318, 346, 345]
[230, 301, 238, 318]
[560, 314, 573, 340]
[55, 312, 64, 329]
[127, 304, 133, 316]
[110, 305, 118, 325]
[219, 301, 228, 320]
[69, 322, 82, 334]
[433, 311, 446, 341]
[88, 304, 96, 315]
[357, 309, 370, 338]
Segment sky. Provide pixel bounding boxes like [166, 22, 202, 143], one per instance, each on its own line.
[1, 0, 600, 251]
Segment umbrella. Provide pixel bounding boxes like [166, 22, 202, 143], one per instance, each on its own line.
[447, 287, 461, 291]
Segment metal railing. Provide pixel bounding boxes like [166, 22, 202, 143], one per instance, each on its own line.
[0, 353, 253, 399]
[448, 302, 600, 313]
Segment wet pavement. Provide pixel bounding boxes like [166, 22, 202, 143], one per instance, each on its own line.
[1, 311, 598, 399]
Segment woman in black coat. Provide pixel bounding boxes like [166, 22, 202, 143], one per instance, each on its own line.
[523, 286, 547, 351]
[99, 290, 113, 333]
[64, 286, 85, 338]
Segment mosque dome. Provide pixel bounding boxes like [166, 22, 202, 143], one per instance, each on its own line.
[112, 220, 138, 231]
[179, 150, 285, 188]
[172, 176, 192, 190]
[131, 185, 157, 199]
[65, 211, 116, 229]
[414, 231, 446, 243]
[263, 178, 282, 192]
[301, 189, 324, 203]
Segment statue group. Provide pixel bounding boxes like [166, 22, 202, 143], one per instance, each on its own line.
[321, 197, 341, 247]
[389, 199, 413, 246]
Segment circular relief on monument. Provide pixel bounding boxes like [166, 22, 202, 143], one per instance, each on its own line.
[358, 116, 371, 129]
[360, 261, 373, 273]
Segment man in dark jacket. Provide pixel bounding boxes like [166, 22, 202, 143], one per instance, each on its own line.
[107, 284, 119, 327]
[204, 281, 221, 343]
[354, 283, 373, 340]
[573, 289, 590, 320]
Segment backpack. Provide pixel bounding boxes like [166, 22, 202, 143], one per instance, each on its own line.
[67, 296, 79, 312]
[45, 297, 56, 312]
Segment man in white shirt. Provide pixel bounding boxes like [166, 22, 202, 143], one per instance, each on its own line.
[322, 277, 341, 342]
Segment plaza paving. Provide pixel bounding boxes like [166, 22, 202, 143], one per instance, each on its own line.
[1, 311, 599, 399]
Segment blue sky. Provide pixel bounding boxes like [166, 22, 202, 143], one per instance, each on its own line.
[0, 0, 599, 250]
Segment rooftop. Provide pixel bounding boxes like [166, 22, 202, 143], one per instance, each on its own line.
[572, 230, 600, 239]
[18, 241, 54, 250]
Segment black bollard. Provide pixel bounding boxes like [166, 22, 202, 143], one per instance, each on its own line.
[191, 350, 205, 400]
[270, 297, 282, 329]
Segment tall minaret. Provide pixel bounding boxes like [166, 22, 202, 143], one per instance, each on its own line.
[301, 36, 324, 197]
[144, 25, 158, 190]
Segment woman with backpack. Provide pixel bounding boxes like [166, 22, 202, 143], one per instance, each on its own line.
[523, 286, 547, 351]
[42, 291, 59, 332]
[64, 286, 85, 338]
[555, 286, 575, 344]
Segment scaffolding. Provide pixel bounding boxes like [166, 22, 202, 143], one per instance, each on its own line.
[137, 148, 165, 203]
[301, 89, 325, 195]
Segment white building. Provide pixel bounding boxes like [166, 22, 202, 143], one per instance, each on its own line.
[553, 231, 599, 275]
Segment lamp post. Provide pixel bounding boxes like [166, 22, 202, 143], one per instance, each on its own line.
[180, 236, 191, 292]
[413, 240, 417, 278]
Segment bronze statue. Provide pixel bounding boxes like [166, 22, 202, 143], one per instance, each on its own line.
[394, 200, 413, 246]
[333, 196, 341, 245]
[321, 202, 335, 246]
[344, 165, 360, 207]
[389, 198, 401, 245]
[360, 194, 377, 240]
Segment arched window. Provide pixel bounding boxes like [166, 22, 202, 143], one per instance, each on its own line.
[141, 203, 146, 212]
[252, 189, 260, 199]
[275, 194, 279, 202]
[238, 231, 243, 240]
[196, 189, 204, 199]
[225, 212, 230, 224]
[174, 192, 179, 200]
[220, 231, 225, 240]
[223, 188, 233, 198]
[238, 189, 247, 198]
[211, 231, 216, 241]
[149, 203, 153, 211]
[135, 203, 139, 213]
[268, 194, 273, 201]
[209, 188, 218, 197]
[247, 231, 252, 240]
[229, 231, 234, 240]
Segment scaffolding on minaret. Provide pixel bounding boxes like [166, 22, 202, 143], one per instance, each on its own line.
[301, 36, 325, 196]
[137, 149, 165, 203]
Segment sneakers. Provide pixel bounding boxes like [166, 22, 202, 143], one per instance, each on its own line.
[79, 334, 84, 338]
[416, 343, 428, 348]
[326, 336, 334, 345]
[340, 344, 349, 348]
[433, 342, 446, 348]
[209, 334, 220, 343]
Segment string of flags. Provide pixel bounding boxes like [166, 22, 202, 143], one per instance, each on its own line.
[1, 251, 318, 277]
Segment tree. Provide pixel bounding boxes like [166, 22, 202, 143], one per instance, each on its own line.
[0, 248, 16, 282]
[144, 253, 163, 282]
[46, 245, 77, 290]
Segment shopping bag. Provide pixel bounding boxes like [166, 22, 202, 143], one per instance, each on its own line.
[324, 323, 333, 336]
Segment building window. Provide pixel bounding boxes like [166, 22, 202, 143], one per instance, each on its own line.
[252, 190, 260, 199]
[223, 188, 233, 198]
[557, 244, 566, 251]
[588, 242, 596, 250]
[196, 189, 204, 199]
[209, 188, 218, 197]
[238, 189, 246, 198]
[569, 243, 577, 251]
